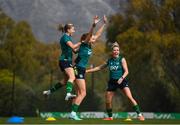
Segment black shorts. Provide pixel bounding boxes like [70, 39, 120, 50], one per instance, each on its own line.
[74, 66, 86, 79]
[106, 79, 129, 91]
[59, 60, 73, 72]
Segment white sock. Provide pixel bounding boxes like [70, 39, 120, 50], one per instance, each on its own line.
[47, 90, 51, 94]
[138, 113, 142, 117]
[71, 111, 76, 116]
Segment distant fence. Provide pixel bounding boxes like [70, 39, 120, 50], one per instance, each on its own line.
[40, 112, 180, 119]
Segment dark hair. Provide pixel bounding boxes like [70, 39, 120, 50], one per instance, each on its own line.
[58, 23, 74, 33]
[80, 33, 89, 42]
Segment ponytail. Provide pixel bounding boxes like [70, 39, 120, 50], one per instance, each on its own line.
[58, 23, 74, 33]
[58, 24, 64, 33]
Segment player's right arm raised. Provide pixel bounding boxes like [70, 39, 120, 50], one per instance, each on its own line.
[86, 63, 107, 73]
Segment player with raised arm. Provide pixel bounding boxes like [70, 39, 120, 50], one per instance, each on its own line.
[86, 42, 145, 121]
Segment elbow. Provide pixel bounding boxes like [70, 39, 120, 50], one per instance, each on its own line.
[72, 48, 77, 53]
[72, 46, 78, 52]
[126, 71, 129, 75]
[97, 67, 101, 71]
[72, 46, 76, 51]
[125, 70, 129, 76]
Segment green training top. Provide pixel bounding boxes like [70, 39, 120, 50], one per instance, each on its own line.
[107, 56, 124, 79]
[59, 34, 73, 61]
[75, 42, 92, 68]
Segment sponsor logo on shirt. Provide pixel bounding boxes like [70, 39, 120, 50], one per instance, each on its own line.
[110, 66, 119, 71]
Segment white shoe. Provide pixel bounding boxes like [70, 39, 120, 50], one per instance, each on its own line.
[65, 93, 76, 101]
[69, 112, 82, 120]
[43, 90, 51, 96]
[138, 113, 145, 121]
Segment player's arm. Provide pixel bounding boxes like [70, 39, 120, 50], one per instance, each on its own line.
[84, 16, 100, 43]
[66, 41, 81, 52]
[121, 58, 129, 79]
[67, 16, 100, 51]
[86, 63, 107, 73]
[117, 58, 129, 84]
[89, 15, 107, 43]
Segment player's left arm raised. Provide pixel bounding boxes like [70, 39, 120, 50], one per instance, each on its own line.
[89, 15, 107, 43]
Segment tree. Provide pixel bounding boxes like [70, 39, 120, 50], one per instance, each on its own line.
[105, 0, 180, 112]
[2, 21, 38, 115]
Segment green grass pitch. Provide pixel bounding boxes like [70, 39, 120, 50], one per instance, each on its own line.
[0, 117, 180, 124]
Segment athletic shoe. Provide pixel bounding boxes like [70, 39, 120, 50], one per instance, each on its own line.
[103, 117, 113, 120]
[65, 93, 76, 101]
[43, 90, 51, 98]
[138, 115, 145, 121]
[69, 112, 82, 120]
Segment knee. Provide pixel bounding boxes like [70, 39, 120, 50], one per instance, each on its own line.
[81, 90, 86, 98]
[60, 80, 66, 85]
[69, 75, 75, 82]
[83, 91, 86, 97]
[106, 97, 112, 104]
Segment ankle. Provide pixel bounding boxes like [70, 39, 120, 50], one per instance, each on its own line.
[138, 113, 142, 117]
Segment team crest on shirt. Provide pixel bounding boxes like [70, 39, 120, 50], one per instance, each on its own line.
[88, 50, 92, 55]
[79, 74, 83, 78]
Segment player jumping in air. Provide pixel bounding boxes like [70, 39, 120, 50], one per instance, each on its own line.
[69, 15, 107, 120]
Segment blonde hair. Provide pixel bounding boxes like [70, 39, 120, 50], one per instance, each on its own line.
[111, 42, 119, 50]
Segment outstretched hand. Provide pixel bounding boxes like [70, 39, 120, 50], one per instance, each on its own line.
[93, 15, 100, 25]
[103, 15, 107, 24]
